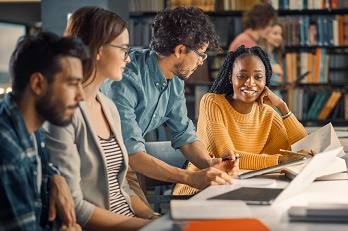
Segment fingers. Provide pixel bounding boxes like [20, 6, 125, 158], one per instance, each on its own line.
[49, 197, 57, 222]
[49, 175, 76, 226]
[190, 168, 233, 189]
[59, 223, 82, 231]
[212, 150, 239, 175]
[205, 168, 233, 185]
[228, 163, 239, 176]
[210, 158, 222, 166]
[258, 87, 269, 112]
[210, 169, 232, 185]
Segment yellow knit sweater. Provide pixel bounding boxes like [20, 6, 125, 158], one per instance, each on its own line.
[173, 93, 307, 195]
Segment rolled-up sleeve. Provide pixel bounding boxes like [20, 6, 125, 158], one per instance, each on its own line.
[166, 86, 199, 149]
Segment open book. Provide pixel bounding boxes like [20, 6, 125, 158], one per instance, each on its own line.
[283, 123, 347, 180]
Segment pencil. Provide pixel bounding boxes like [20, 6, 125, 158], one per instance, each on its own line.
[222, 156, 242, 161]
[279, 149, 311, 157]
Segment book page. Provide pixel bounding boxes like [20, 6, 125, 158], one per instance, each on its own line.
[284, 156, 347, 179]
[291, 123, 345, 157]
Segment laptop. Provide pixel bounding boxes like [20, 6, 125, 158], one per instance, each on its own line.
[209, 147, 343, 205]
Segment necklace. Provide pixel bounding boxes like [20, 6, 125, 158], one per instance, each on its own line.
[226, 95, 253, 134]
[232, 110, 248, 133]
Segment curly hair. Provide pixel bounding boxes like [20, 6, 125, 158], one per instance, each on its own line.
[243, 3, 277, 30]
[149, 5, 220, 56]
[209, 45, 272, 95]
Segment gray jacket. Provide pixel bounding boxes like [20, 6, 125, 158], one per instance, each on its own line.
[44, 92, 136, 227]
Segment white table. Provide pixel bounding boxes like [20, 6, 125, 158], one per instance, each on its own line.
[140, 155, 348, 231]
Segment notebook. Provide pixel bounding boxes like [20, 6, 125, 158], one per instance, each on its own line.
[288, 203, 348, 222]
[209, 147, 343, 205]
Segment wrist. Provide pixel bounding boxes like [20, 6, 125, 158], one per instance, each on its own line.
[146, 212, 161, 220]
[281, 111, 292, 119]
[276, 101, 289, 115]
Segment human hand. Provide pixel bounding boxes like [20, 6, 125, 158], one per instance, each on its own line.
[187, 167, 233, 190]
[258, 86, 287, 113]
[59, 223, 82, 231]
[278, 153, 304, 164]
[151, 214, 161, 220]
[278, 149, 315, 164]
[49, 175, 76, 226]
[297, 149, 316, 156]
[210, 150, 239, 175]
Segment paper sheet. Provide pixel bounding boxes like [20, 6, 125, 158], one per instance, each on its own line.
[170, 200, 251, 220]
[291, 123, 345, 157]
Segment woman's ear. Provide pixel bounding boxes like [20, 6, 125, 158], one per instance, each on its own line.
[96, 47, 102, 60]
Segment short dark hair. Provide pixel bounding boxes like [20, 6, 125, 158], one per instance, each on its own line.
[209, 45, 272, 95]
[149, 5, 220, 56]
[65, 6, 127, 85]
[243, 3, 277, 30]
[10, 31, 89, 98]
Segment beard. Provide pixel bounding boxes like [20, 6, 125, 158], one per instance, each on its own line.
[35, 90, 74, 127]
[174, 61, 192, 81]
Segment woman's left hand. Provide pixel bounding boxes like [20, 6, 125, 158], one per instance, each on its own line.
[257, 86, 286, 113]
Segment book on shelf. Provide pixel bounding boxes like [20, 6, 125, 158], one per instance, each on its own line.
[345, 93, 348, 121]
[272, 0, 345, 10]
[317, 91, 342, 120]
[306, 90, 331, 120]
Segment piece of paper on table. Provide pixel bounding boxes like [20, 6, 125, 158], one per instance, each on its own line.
[233, 176, 277, 188]
[170, 200, 251, 220]
[291, 123, 345, 157]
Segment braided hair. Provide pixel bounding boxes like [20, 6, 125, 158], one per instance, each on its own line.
[209, 45, 272, 95]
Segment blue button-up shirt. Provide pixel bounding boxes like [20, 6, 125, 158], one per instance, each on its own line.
[0, 94, 54, 230]
[100, 49, 199, 155]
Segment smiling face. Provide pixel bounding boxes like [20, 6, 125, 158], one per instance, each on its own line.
[174, 43, 209, 81]
[266, 24, 283, 49]
[231, 55, 266, 105]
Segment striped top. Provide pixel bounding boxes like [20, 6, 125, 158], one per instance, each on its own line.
[99, 134, 134, 217]
[173, 93, 307, 195]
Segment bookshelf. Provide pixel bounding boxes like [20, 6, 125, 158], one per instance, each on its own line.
[128, 0, 348, 125]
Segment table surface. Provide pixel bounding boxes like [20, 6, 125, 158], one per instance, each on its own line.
[140, 155, 348, 231]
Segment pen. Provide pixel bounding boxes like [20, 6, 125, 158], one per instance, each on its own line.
[222, 156, 242, 161]
[279, 149, 311, 157]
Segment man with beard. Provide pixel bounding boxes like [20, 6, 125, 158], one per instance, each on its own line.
[100, 6, 239, 200]
[0, 31, 89, 230]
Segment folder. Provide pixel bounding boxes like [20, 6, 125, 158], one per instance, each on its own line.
[173, 218, 270, 231]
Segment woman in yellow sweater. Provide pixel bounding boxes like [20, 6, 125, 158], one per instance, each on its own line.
[173, 45, 307, 195]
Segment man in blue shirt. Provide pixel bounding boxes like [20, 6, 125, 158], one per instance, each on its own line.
[0, 32, 89, 230]
[100, 6, 239, 199]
